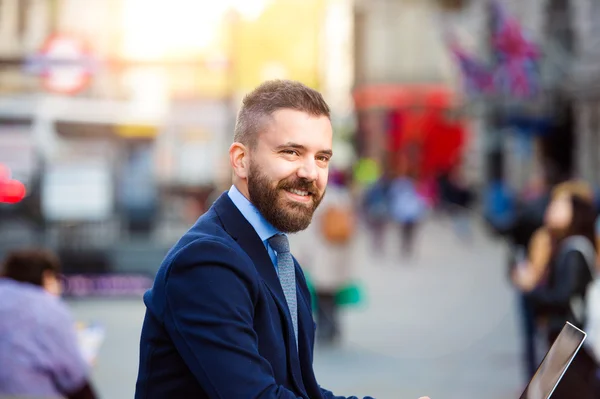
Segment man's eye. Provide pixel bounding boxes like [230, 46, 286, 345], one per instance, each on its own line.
[316, 156, 330, 162]
[282, 150, 299, 156]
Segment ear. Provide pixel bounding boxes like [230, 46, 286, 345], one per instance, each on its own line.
[229, 142, 250, 179]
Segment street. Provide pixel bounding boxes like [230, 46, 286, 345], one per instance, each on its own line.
[69, 216, 525, 399]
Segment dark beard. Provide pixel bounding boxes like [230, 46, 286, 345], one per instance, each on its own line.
[247, 162, 324, 233]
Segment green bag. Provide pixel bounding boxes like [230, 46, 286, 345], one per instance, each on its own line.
[304, 272, 364, 310]
[335, 281, 363, 307]
[303, 271, 318, 312]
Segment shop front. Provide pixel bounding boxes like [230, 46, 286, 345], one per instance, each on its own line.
[352, 84, 467, 183]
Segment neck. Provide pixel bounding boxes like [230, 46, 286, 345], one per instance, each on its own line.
[233, 181, 251, 203]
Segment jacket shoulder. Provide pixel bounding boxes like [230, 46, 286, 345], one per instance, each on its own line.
[145, 211, 257, 318]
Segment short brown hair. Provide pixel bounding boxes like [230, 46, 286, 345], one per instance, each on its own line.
[233, 80, 331, 148]
[2, 249, 61, 287]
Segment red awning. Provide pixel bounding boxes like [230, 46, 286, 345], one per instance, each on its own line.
[353, 84, 460, 110]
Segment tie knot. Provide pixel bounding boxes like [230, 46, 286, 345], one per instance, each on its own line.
[268, 234, 290, 254]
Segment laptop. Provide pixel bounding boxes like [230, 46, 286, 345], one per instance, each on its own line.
[519, 322, 587, 399]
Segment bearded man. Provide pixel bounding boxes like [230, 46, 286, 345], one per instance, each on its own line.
[135, 80, 428, 399]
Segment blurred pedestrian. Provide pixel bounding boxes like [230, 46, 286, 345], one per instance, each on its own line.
[362, 174, 392, 254]
[438, 165, 475, 240]
[514, 182, 598, 398]
[389, 173, 427, 258]
[0, 249, 97, 399]
[504, 172, 554, 381]
[293, 170, 356, 346]
[512, 226, 551, 379]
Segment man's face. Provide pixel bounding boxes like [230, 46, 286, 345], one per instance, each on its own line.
[247, 109, 332, 233]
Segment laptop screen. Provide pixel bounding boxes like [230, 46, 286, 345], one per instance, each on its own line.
[519, 322, 587, 399]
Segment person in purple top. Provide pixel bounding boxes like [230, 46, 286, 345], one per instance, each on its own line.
[0, 249, 97, 399]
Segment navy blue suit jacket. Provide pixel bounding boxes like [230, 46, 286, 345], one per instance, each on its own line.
[135, 193, 368, 398]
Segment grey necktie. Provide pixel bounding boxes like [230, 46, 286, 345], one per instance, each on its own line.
[268, 234, 298, 347]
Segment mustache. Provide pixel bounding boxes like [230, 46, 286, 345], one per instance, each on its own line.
[278, 179, 318, 195]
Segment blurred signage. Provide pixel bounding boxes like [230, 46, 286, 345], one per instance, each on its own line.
[116, 124, 158, 139]
[61, 274, 153, 297]
[26, 34, 96, 95]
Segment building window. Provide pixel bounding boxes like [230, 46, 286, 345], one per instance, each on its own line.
[546, 0, 574, 52]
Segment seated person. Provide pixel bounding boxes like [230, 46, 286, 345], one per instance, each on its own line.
[0, 249, 97, 399]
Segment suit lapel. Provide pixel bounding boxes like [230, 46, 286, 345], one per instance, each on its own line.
[213, 193, 307, 396]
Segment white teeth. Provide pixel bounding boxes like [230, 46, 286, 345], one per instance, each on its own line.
[289, 189, 309, 196]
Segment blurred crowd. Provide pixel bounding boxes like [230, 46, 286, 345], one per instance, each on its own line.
[295, 161, 600, 398]
[290, 161, 475, 346]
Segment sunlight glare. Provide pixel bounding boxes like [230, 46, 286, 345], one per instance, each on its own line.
[121, 0, 270, 61]
[122, 0, 225, 60]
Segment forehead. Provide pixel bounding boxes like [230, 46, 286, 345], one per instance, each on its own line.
[549, 195, 572, 212]
[259, 109, 332, 149]
[552, 193, 571, 203]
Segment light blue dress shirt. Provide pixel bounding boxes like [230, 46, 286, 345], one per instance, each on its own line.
[228, 185, 282, 272]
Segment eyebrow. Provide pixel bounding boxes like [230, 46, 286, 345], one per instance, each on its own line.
[275, 142, 333, 157]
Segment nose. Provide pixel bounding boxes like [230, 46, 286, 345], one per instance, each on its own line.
[297, 158, 319, 182]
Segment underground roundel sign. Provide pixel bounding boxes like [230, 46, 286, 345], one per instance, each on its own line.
[28, 34, 96, 95]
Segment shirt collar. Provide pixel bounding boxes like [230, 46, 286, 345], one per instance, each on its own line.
[228, 185, 281, 242]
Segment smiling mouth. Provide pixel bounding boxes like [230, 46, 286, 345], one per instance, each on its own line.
[283, 188, 315, 203]
[286, 188, 311, 197]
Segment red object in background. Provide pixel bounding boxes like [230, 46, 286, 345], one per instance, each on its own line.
[37, 34, 93, 95]
[419, 110, 466, 176]
[0, 163, 26, 204]
[0, 179, 26, 204]
[388, 110, 404, 152]
[353, 84, 466, 178]
[387, 106, 466, 178]
[353, 84, 457, 109]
